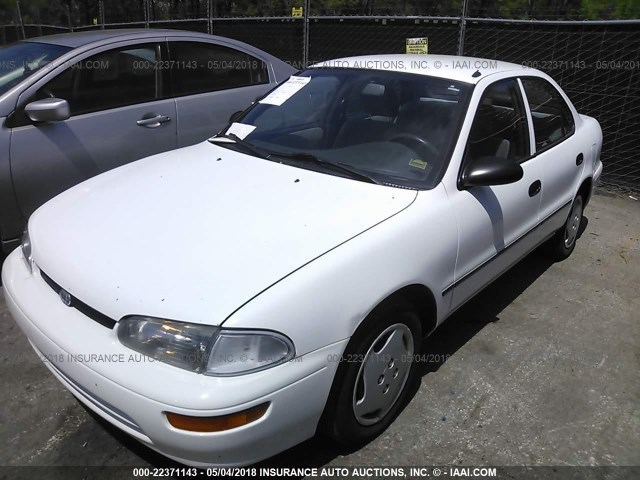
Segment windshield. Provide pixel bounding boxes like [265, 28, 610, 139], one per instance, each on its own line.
[222, 68, 472, 189]
[0, 41, 71, 96]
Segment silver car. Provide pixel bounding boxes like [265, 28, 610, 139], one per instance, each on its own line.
[0, 29, 296, 252]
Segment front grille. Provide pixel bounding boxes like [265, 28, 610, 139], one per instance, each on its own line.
[40, 270, 117, 329]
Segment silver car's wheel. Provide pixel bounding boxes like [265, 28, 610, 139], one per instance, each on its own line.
[353, 323, 414, 426]
[320, 299, 422, 447]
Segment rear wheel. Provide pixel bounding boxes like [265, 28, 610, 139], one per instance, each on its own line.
[321, 299, 421, 447]
[543, 194, 584, 261]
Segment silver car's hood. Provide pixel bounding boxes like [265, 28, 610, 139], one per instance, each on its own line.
[30, 141, 416, 325]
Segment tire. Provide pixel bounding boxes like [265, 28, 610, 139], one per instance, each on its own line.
[320, 299, 422, 447]
[543, 194, 584, 261]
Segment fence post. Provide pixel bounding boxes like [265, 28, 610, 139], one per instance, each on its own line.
[35, 8, 42, 36]
[16, 0, 26, 39]
[303, 0, 310, 67]
[99, 0, 105, 29]
[207, 0, 213, 35]
[457, 0, 469, 56]
[67, 1, 73, 32]
[144, 0, 149, 28]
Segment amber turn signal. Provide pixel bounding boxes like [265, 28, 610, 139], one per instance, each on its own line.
[165, 402, 269, 432]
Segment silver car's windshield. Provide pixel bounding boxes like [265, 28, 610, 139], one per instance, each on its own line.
[0, 41, 71, 96]
[225, 68, 472, 189]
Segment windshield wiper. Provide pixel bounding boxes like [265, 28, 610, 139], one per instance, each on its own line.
[209, 133, 268, 159]
[266, 150, 380, 185]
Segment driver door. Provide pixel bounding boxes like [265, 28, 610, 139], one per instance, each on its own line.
[448, 77, 543, 310]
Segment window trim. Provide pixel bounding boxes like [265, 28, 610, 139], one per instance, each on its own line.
[518, 75, 576, 158]
[517, 78, 537, 158]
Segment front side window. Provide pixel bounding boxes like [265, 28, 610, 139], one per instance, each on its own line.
[521, 77, 575, 152]
[34, 44, 161, 116]
[217, 68, 472, 189]
[169, 42, 268, 97]
[464, 78, 530, 165]
[0, 41, 71, 96]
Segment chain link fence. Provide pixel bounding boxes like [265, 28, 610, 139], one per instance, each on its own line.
[463, 20, 640, 192]
[1, 1, 639, 192]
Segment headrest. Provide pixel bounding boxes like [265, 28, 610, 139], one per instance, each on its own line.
[362, 83, 386, 97]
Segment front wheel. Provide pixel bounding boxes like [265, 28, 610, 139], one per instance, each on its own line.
[321, 300, 421, 447]
[543, 194, 584, 261]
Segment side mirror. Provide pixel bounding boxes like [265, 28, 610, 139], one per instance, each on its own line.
[228, 110, 244, 124]
[24, 98, 70, 123]
[461, 156, 524, 188]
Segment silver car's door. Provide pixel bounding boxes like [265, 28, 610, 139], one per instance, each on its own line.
[9, 40, 177, 217]
[446, 78, 543, 311]
[167, 40, 277, 147]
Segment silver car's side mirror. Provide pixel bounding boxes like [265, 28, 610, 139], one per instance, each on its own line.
[24, 98, 70, 123]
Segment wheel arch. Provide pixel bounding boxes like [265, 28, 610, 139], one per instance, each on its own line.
[319, 283, 435, 445]
[578, 177, 593, 207]
[369, 283, 438, 339]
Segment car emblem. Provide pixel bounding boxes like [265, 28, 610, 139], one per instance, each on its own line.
[59, 289, 72, 307]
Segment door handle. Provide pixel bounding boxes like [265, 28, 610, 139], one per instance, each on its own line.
[137, 114, 171, 128]
[576, 153, 584, 166]
[529, 180, 541, 197]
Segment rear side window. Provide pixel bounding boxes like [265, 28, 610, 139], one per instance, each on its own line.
[169, 42, 268, 97]
[521, 77, 575, 152]
[464, 78, 530, 164]
[35, 44, 161, 116]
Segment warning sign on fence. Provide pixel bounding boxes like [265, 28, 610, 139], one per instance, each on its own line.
[406, 37, 429, 54]
[292, 7, 303, 17]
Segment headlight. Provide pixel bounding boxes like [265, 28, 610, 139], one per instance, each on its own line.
[117, 316, 295, 376]
[118, 317, 217, 372]
[206, 329, 295, 376]
[21, 229, 33, 273]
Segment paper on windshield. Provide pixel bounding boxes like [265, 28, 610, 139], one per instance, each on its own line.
[226, 122, 257, 140]
[259, 76, 311, 106]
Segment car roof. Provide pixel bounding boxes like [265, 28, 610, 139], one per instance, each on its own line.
[25, 28, 241, 49]
[310, 54, 527, 84]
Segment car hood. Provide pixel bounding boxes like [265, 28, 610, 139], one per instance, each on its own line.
[30, 141, 417, 325]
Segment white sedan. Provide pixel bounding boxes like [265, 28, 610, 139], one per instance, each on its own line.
[2, 54, 602, 466]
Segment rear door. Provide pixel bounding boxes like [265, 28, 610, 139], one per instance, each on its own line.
[167, 40, 276, 147]
[9, 40, 177, 217]
[519, 76, 582, 237]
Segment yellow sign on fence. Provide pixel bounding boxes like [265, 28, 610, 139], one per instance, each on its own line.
[292, 7, 303, 17]
[406, 37, 429, 54]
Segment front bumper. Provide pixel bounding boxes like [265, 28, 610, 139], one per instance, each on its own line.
[2, 249, 347, 466]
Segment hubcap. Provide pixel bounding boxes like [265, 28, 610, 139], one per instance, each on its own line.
[564, 197, 583, 248]
[352, 323, 414, 426]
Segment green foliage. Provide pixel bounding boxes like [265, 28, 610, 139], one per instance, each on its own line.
[578, 0, 640, 19]
[0, 0, 638, 26]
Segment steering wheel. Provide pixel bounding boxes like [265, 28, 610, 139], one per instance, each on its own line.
[388, 133, 439, 158]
